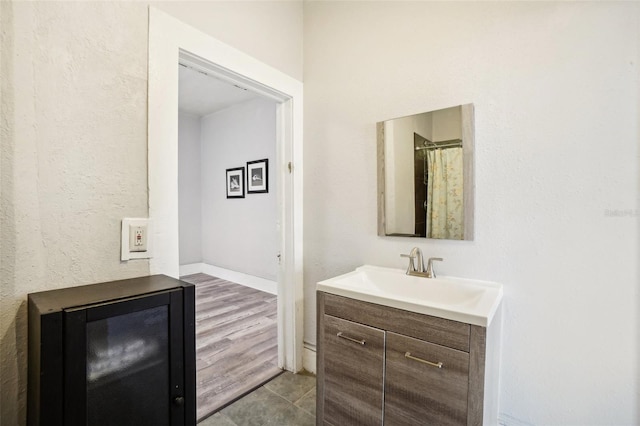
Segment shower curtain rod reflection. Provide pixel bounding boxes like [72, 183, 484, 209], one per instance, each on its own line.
[415, 138, 462, 151]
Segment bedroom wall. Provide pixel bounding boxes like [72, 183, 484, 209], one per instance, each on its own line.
[178, 111, 203, 265]
[200, 98, 278, 281]
[303, 2, 639, 425]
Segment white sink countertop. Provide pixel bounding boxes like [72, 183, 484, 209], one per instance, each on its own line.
[317, 265, 503, 327]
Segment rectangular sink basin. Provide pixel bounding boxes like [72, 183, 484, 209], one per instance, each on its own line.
[317, 265, 503, 327]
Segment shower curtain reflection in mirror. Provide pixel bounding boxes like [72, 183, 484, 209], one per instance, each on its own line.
[426, 147, 464, 239]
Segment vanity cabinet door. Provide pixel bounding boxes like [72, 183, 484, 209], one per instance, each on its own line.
[323, 314, 385, 426]
[385, 332, 470, 426]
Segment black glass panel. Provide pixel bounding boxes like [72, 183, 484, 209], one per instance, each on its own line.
[86, 305, 170, 426]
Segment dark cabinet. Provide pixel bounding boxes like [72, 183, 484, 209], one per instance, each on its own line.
[28, 275, 196, 426]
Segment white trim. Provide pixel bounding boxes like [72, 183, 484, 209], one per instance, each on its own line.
[179, 263, 277, 295]
[148, 7, 303, 372]
[178, 263, 202, 277]
[303, 343, 317, 374]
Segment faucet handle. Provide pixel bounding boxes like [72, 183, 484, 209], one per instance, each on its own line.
[400, 253, 416, 274]
[426, 257, 443, 278]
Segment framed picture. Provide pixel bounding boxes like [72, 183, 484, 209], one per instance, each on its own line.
[247, 159, 269, 194]
[226, 167, 245, 198]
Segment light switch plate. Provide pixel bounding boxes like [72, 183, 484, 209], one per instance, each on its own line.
[121, 218, 152, 261]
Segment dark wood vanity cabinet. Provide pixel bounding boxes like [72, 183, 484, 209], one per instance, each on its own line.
[385, 332, 470, 425]
[317, 292, 499, 426]
[323, 315, 384, 425]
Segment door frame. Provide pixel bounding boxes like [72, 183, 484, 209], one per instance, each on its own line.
[147, 7, 304, 372]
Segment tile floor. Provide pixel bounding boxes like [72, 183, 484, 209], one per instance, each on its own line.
[198, 371, 316, 426]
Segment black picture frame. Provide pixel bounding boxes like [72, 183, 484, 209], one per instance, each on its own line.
[226, 167, 245, 199]
[247, 159, 269, 194]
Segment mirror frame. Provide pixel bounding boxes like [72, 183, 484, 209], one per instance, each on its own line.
[377, 104, 475, 240]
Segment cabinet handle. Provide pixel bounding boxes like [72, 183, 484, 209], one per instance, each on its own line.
[336, 332, 366, 345]
[405, 352, 443, 369]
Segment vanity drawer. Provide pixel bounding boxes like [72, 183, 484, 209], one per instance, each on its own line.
[323, 293, 470, 352]
[322, 314, 384, 426]
[385, 331, 469, 426]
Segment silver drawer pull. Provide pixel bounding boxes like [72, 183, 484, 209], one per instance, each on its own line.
[336, 332, 366, 345]
[405, 352, 443, 368]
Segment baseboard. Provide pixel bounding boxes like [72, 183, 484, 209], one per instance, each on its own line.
[179, 262, 277, 295]
[179, 263, 203, 277]
[303, 343, 316, 374]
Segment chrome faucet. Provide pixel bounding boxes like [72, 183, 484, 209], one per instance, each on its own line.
[400, 248, 443, 278]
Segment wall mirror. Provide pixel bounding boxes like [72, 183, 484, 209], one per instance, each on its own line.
[377, 104, 474, 240]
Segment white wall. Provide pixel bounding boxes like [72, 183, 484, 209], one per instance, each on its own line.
[412, 111, 433, 143]
[0, 2, 302, 424]
[178, 111, 202, 265]
[432, 105, 461, 142]
[304, 2, 639, 425]
[200, 98, 278, 281]
[152, 1, 303, 81]
[384, 111, 434, 235]
[385, 116, 417, 234]
[1, 3, 150, 423]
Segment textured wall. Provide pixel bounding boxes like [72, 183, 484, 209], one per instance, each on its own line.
[1, 3, 150, 423]
[304, 2, 639, 425]
[152, 0, 303, 80]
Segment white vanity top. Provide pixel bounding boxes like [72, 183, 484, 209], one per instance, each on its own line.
[317, 265, 503, 327]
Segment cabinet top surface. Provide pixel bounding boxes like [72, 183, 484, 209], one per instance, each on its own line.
[28, 274, 192, 313]
[317, 265, 503, 327]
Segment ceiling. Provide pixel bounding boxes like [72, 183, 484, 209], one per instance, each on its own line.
[178, 64, 261, 117]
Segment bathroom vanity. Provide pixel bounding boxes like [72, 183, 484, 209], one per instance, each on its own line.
[315, 265, 502, 426]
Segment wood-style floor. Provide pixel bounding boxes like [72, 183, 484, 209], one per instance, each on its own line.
[180, 273, 281, 421]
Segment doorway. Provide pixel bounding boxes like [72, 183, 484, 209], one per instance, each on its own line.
[147, 4, 304, 386]
[176, 61, 281, 419]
